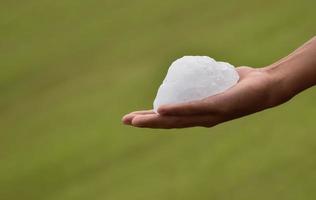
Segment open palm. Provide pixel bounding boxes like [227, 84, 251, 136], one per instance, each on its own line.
[122, 67, 284, 129]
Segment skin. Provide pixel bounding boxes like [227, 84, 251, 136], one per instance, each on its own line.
[122, 36, 316, 129]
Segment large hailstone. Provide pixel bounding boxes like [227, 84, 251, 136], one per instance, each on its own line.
[153, 56, 239, 113]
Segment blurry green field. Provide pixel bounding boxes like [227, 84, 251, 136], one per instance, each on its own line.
[1, 0, 316, 199]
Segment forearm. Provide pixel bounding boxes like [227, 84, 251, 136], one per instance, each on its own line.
[265, 36, 316, 104]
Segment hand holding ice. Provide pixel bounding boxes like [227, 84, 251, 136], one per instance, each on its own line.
[153, 56, 239, 112]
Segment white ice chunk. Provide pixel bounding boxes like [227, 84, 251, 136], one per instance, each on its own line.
[153, 56, 239, 113]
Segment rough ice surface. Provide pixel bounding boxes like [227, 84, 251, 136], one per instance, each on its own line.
[153, 56, 239, 113]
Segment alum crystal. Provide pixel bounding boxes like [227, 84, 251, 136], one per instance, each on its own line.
[153, 56, 239, 112]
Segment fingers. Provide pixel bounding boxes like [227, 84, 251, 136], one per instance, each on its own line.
[122, 110, 155, 125]
[123, 110, 222, 128]
[131, 113, 221, 129]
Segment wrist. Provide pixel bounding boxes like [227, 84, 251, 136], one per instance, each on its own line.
[261, 65, 295, 107]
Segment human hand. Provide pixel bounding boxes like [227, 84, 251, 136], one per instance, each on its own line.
[122, 66, 289, 129]
[123, 37, 316, 129]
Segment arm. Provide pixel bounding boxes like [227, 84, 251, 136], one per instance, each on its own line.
[122, 36, 316, 129]
[266, 36, 316, 102]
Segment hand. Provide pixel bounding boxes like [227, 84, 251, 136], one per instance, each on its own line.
[122, 66, 288, 129]
[123, 37, 316, 129]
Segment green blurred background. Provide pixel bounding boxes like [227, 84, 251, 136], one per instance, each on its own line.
[1, 0, 316, 199]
